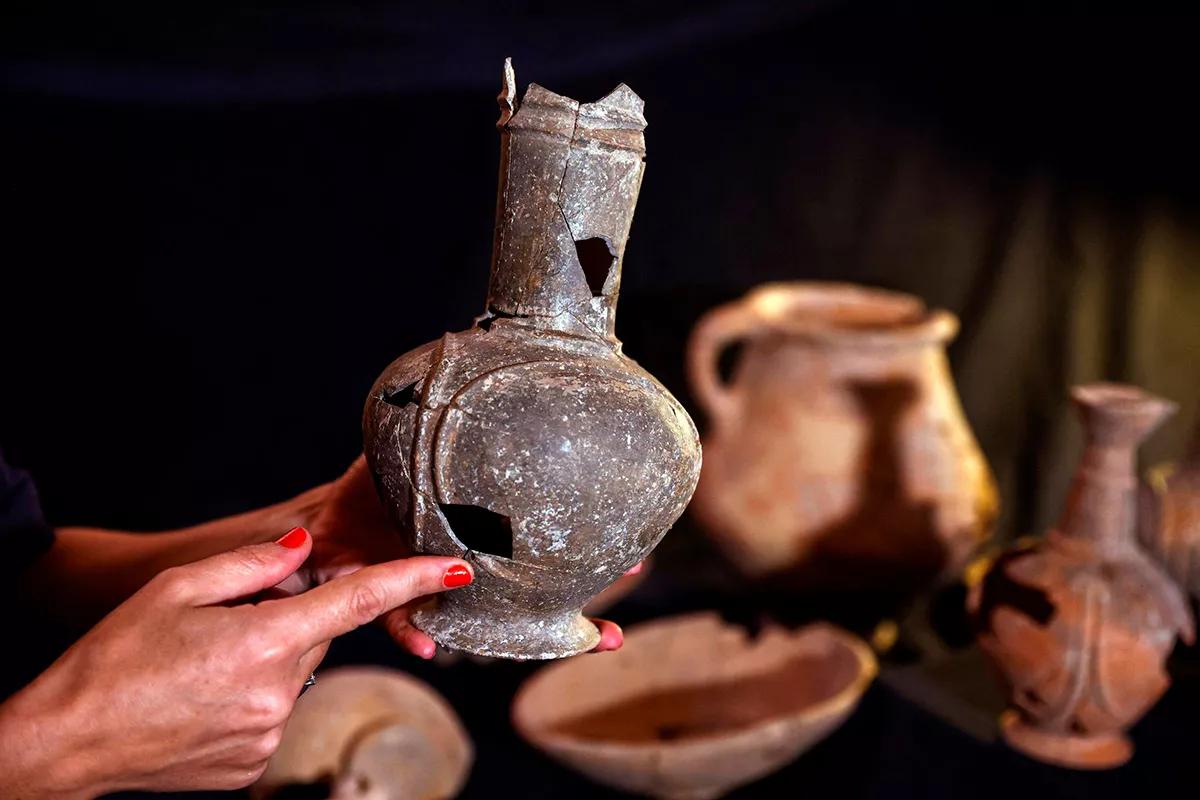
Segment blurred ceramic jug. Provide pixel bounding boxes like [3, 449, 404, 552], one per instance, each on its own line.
[687, 282, 997, 597]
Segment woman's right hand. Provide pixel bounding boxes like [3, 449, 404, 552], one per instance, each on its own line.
[0, 527, 472, 799]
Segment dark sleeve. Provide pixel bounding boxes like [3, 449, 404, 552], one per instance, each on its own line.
[0, 450, 56, 570]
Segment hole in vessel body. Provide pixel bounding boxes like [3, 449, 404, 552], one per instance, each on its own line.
[440, 503, 514, 559]
[574, 237, 615, 297]
[383, 382, 418, 407]
[973, 551, 1056, 631]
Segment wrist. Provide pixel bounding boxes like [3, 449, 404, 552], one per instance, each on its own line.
[0, 676, 109, 799]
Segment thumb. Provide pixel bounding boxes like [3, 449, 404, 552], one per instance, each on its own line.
[163, 526, 313, 607]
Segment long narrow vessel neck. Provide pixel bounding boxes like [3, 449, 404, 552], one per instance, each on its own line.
[484, 60, 646, 341]
[1057, 439, 1138, 550]
[1056, 383, 1176, 552]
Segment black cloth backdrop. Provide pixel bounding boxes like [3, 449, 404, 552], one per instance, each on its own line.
[3, 2, 1199, 798]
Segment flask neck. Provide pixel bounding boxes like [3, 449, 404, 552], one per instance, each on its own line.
[484, 61, 646, 340]
[1056, 383, 1176, 549]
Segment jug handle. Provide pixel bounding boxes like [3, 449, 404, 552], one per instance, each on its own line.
[687, 301, 763, 430]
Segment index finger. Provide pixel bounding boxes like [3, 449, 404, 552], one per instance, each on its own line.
[264, 556, 472, 648]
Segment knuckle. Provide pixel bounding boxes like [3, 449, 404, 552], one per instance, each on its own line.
[347, 582, 390, 624]
[148, 567, 192, 602]
[250, 728, 284, 761]
[232, 546, 274, 576]
[240, 630, 289, 666]
[247, 690, 293, 729]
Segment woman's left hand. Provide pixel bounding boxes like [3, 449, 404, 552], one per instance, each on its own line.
[300, 456, 627, 659]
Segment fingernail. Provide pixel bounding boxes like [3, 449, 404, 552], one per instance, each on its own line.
[443, 564, 473, 588]
[624, 562, 644, 577]
[275, 527, 308, 549]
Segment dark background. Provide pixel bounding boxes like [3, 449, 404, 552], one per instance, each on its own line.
[3, 2, 1199, 798]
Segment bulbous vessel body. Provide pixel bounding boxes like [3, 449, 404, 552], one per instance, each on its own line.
[687, 282, 996, 598]
[969, 383, 1193, 769]
[363, 62, 701, 660]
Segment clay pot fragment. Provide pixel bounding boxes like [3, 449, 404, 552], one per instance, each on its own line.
[362, 60, 702, 660]
[253, 667, 472, 800]
[687, 282, 996, 599]
[1139, 416, 1200, 599]
[970, 383, 1194, 769]
[512, 612, 876, 799]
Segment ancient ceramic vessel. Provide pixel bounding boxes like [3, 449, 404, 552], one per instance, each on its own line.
[1139, 416, 1200, 600]
[253, 667, 472, 800]
[687, 282, 997, 595]
[969, 383, 1194, 769]
[512, 612, 876, 800]
[363, 61, 702, 660]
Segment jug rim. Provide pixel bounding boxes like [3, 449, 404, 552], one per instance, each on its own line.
[741, 281, 958, 346]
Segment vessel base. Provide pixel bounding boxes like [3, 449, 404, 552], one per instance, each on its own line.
[1000, 711, 1132, 769]
[413, 597, 600, 660]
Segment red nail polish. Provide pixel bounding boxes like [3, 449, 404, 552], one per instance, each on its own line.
[443, 564, 473, 588]
[275, 527, 308, 548]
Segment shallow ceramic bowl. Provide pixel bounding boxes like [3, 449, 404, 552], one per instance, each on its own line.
[512, 612, 876, 799]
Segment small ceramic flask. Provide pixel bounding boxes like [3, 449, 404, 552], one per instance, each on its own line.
[362, 61, 702, 660]
[969, 383, 1193, 769]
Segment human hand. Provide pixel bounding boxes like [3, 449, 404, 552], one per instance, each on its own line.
[305, 456, 631, 658]
[0, 528, 472, 798]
